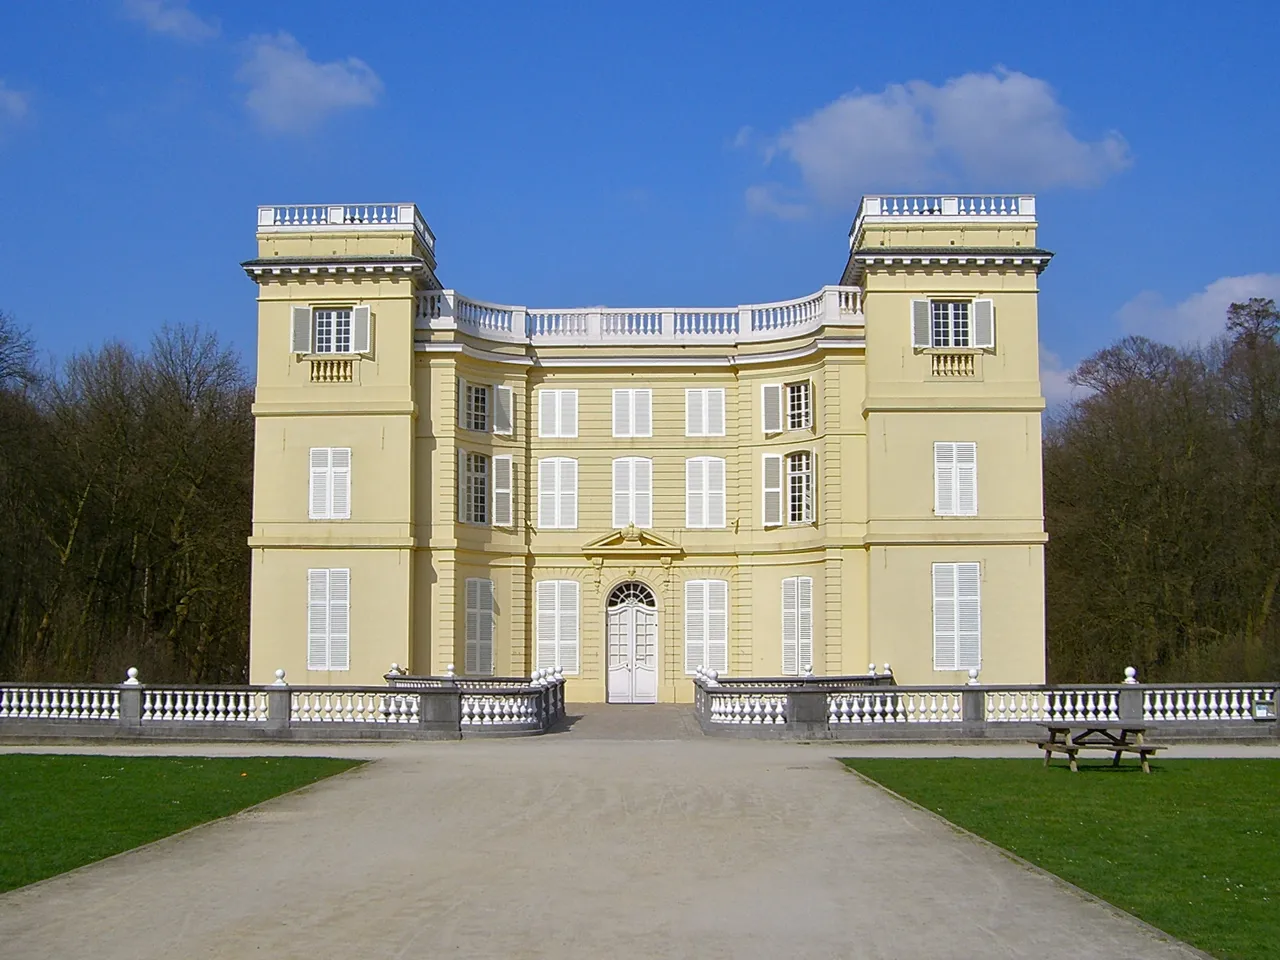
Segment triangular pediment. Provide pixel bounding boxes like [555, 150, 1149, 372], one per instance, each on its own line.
[582, 524, 684, 558]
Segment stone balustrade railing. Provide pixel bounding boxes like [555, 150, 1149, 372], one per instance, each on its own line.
[0, 666, 566, 741]
[850, 194, 1036, 247]
[417, 285, 864, 347]
[257, 202, 435, 252]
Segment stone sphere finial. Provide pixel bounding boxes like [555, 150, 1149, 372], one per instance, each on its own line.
[123, 667, 140, 686]
[869, 663, 877, 676]
[966, 668, 980, 685]
[446, 663, 456, 677]
[272, 668, 288, 686]
[882, 663, 891, 675]
[1123, 666, 1138, 684]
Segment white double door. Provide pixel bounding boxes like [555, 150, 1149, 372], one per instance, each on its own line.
[607, 602, 658, 703]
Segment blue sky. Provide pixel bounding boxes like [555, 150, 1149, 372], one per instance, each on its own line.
[2, 1, 1278, 400]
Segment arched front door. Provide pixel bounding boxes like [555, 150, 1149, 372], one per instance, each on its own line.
[606, 582, 658, 703]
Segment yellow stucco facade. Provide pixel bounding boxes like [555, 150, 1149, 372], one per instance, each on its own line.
[245, 196, 1051, 701]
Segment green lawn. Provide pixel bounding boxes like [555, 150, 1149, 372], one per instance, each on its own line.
[843, 758, 1279, 960]
[0, 754, 362, 892]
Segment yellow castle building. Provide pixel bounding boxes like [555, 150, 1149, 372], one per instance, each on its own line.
[244, 195, 1051, 702]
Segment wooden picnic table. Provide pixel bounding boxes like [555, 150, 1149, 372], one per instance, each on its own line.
[1036, 725, 1163, 773]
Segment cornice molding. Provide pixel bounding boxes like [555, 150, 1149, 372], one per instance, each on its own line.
[413, 336, 865, 369]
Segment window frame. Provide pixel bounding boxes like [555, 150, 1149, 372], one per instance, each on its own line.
[307, 568, 350, 672]
[464, 577, 495, 676]
[612, 456, 654, 528]
[685, 456, 727, 529]
[930, 301, 971, 349]
[612, 388, 653, 438]
[312, 308, 354, 355]
[781, 575, 813, 676]
[786, 450, 814, 524]
[933, 441, 978, 517]
[537, 457, 579, 529]
[538, 389, 578, 439]
[462, 451, 489, 525]
[308, 446, 352, 520]
[932, 561, 982, 672]
[684, 579, 729, 675]
[786, 381, 812, 431]
[464, 382, 490, 433]
[535, 579, 580, 675]
[685, 388, 726, 437]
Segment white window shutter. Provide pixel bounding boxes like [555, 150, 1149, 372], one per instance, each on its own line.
[613, 390, 631, 437]
[933, 563, 957, 670]
[535, 581, 558, 671]
[708, 457, 726, 528]
[797, 576, 813, 673]
[558, 580, 579, 674]
[494, 385, 513, 435]
[763, 454, 783, 526]
[707, 580, 728, 673]
[957, 563, 981, 670]
[559, 458, 578, 528]
[476, 579, 494, 675]
[291, 306, 312, 353]
[539, 391, 556, 438]
[781, 577, 798, 675]
[633, 458, 652, 527]
[612, 458, 631, 528]
[330, 448, 351, 520]
[762, 384, 782, 434]
[352, 305, 371, 354]
[464, 578, 480, 673]
[538, 459, 557, 528]
[934, 442, 956, 516]
[634, 389, 652, 437]
[492, 455, 513, 526]
[327, 568, 350, 670]
[708, 389, 725, 436]
[957, 442, 977, 516]
[973, 299, 995, 349]
[561, 390, 578, 438]
[307, 569, 329, 670]
[912, 300, 931, 348]
[684, 580, 706, 674]
[457, 449, 467, 523]
[686, 458, 705, 528]
[309, 447, 331, 519]
[686, 389, 705, 437]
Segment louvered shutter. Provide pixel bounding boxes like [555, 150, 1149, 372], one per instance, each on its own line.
[973, 299, 995, 349]
[707, 458, 726, 528]
[457, 449, 467, 523]
[330, 448, 351, 519]
[762, 384, 782, 434]
[634, 389, 652, 437]
[684, 580, 706, 673]
[352, 305, 371, 353]
[933, 563, 957, 670]
[309, 448, 331, 519]
[686, 389, 705, 437]
[307, 569, 329, 669]
[956, 442, 977, 516]
[708, 389, 725, 435]
[538, 459, 557, 528]
[476, 579, 494, 674]
[613, 390, 631, 437]
[328, 568, 350, 670]
[781, 577, 799, 675]
[539, 391, 557, 437]
[557, 580, 579, 674]
[613, 458, 631, 528]
[934, 442, 956, 516]
[957, 563, 981, 670]
[535, 581, 558, 670]
[763, 454, 783, 526]
[464, 578, 480, 673]
[912, 300, 931, 348]
[494, 385, 513, 435]
[797, 576, 813, 673]
[492, 455, 513, 526]
[707, 580, 728, 672]
[561, 390, 577, 438]
[291, 306, 312, 353]
[559, 458, 577, 528]
[686, 458, 706, 527]
[633, 458, 652, 527]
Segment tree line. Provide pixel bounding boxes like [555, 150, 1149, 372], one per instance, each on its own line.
[1, 299, 1277, 684]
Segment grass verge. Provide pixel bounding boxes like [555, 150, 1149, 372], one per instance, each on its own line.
[842, 758, 1278, 960]
[0, 754, 362, 892]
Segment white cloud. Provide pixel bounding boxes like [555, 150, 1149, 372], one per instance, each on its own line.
[744, 184, 808, 221]
[123, 0, 220, 42]
[751, 68, 1130, 213]
[0, 81, 29, 126]
[1040, 345, 1086, 408]
[237, 33, 383, 135]
[1117, 274, 1280, 345]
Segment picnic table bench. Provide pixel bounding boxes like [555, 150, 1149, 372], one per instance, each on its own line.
[1036, 725, 1164, 773]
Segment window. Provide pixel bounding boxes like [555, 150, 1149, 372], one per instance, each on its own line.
[686, 389, 725, 437]
[612, 457, 653, 528]
[464, 382, 489, 432]
[781, 576, 813, 675]
[460, 452, 489, 524]
[459, 380, 512, 434]
[538, 389, 578, 438]
[686, 457, 726, 528]
[932, 562, 981, 671]
[290, 305, 370, 355]
[685, 580, 728, 674]
[535, 580, 579, 674]
[911, 299, 995, 350]
[464, 578, 495, 675]
[309, 447, 351, 520]
[787, 451, 814, 524]
[787, 382, 811, 430]
[934, 442, 978, 516]
[314, 309, 352, 354]
[538, 458, 578, 529]
[613, 388, 652, 438]
[307, 568, 350, 671]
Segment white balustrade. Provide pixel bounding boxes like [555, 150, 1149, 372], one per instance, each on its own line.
[984, 688, 1120, 723]
[0, 686, 120, 721]
[291, 691, 419, 723]
[1143, 687, 1271, 722]
[707, 692, 787, 724]
[142, 689, 269, 722]
[454, 296, 515, 335]
[258, 203, 434, 251]
[527, 309, 591, 338]
[460, 693, 541, 726]
[750, 291, 825, 333]
[828, 690, 962, 724]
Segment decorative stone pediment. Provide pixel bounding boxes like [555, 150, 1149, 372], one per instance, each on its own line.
[582, 524, 684, 560]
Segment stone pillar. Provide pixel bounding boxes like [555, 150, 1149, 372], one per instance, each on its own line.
[961, 687, 986, 737]
[266, 669, 291, 734]
[420, 689, 461, 736]
[788, 686, 828, 738]
[119, 672, 142, 734]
